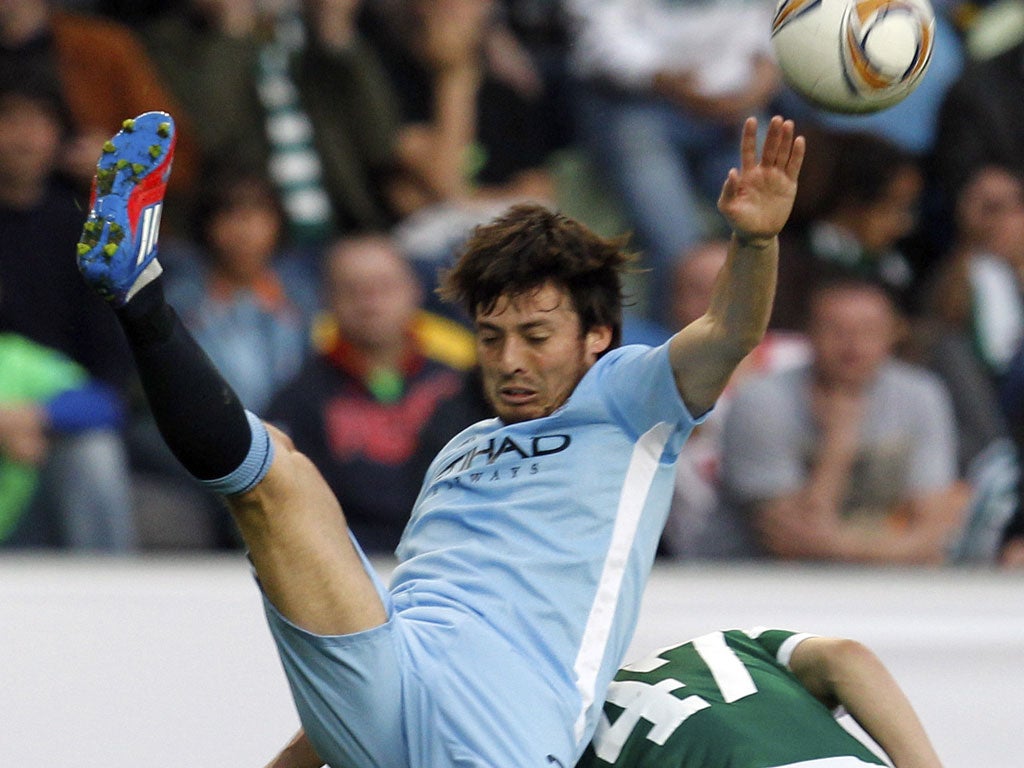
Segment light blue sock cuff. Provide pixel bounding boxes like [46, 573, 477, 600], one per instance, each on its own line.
[199, 410, 275, 496]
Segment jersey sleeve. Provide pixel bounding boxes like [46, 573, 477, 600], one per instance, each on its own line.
[589, 343, 699, 439]
[742, 627, 818, 669]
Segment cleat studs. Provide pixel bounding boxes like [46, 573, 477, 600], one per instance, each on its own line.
[76, 243, 91, 256]
[103, 243, 119, 258]
[157, 122, 171, 138]
[96, 168, 115, 194]
[131, 163, 145, 175]
[148, 145, 162, 159]
[79, 221, 101, 247]
[115, 159, 129, 170]
[122, 118, 135, 131]
[102, 140, 116, 154]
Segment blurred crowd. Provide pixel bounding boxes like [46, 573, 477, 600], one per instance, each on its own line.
[2, 0, 1023, 567]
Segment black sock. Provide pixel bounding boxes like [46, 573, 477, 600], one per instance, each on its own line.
[116, 280, 252, 481]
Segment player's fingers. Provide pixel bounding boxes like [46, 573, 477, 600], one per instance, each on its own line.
[786, 134, 807, 180]
[772, 117, 798, 169]
[758, 115, 783, 167]
[739, 117, 758, 170]
[719, 167, 739, 202]
[776, 119, 795, 164]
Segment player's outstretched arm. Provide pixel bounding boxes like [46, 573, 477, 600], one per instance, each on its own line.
[263, 728, 323, 768]
[668, 115, 804, 416]
[789, 636, 944, 768]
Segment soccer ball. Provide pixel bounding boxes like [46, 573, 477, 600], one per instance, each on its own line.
[771, 0, 935, 114]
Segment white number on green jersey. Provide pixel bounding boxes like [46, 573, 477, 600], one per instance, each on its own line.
[592, 631, 758, 763]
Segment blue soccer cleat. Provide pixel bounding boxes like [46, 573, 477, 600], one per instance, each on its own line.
[77, 111, 176, 306]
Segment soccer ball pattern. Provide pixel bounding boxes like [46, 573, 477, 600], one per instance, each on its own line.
[772, 0, 934, 114]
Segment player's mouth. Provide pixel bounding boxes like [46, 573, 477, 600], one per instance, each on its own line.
[498, 385, 537, 405]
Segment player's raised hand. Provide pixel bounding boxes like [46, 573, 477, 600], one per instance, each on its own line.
[717, 115, 805, 243]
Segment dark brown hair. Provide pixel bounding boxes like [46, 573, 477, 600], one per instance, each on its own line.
[191, 165, 285, 252]
[438, 203, 637, 350]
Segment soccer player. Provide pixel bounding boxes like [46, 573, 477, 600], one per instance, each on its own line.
[578, 628, 943, 768]
[76, 111, 803, 768]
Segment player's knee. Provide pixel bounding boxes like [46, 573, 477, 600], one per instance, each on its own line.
[265, 422, 296, 454]
[256, 427, 330, 504]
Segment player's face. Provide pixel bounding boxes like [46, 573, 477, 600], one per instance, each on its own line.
[475, 283, 611, 424]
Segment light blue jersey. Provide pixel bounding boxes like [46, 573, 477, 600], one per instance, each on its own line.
[264, 342, 702, 768]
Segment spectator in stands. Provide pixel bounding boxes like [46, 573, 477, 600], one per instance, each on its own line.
[927, 165, 1024, 445]
[562, 0, 781, 324]
[934, 37, 1024, 210]
[0, 0, 199, 217]
[773, 129, 923, 330]
[138, 0, 267, 192]
[267, 233, 489, 553]
[905, 317, 1022, 565]
[141, 0, 412, 245]
[359, 0, 562, 314]
[165, 167, 318, 415]
[0, 74, 134, 550]
[494, 0, 575, 152]
[927, 165, 1024, 362]
[0, 332, 132, 551]
[363, 0, 558, 207]
[913, 164, 1024, 562]
[718, 276, 969, 563]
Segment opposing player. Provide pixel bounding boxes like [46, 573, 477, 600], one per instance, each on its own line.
[578, 628, 944, 768]
[268, 627, 943, 768]
[76, 111, 803, 768]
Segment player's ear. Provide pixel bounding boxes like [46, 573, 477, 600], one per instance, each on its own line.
[585, 325, 613, 358]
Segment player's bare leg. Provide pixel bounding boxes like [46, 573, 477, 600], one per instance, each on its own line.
[77, 113, 385, 634]
[228, 424, 387, 632]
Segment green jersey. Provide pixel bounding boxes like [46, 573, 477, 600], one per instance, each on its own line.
[576, 629, 888, 768]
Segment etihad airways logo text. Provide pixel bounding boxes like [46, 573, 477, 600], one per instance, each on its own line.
[434, 433, 572, 481]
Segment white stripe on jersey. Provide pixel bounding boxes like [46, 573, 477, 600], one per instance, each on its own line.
[692, 631, 756, 703]
[777, 632, 817, 669]
[573, 421, 675, 743]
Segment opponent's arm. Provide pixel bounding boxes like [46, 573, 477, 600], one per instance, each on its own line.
[789, 636, 943, 768]
[669, 115, 804, 416]
[263, 728, 323, 768]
